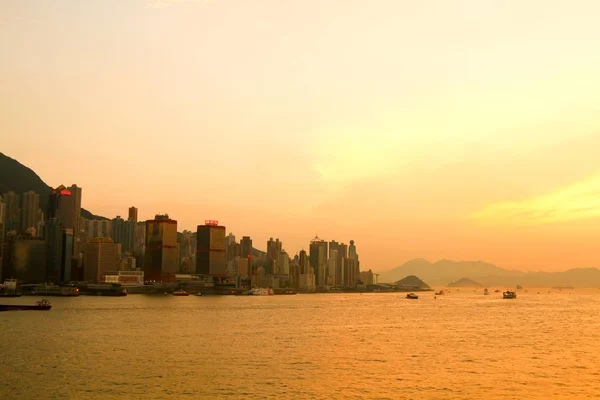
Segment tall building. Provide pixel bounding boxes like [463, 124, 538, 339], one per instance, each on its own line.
[84, 237, 120, 282]
[128, 206, 138, 223]
[45, 218, 63, 282]
[112, 216, 135, 254]
[143, 214, 178, 282]
[1, 231, 46, 283]
[196, 222, 226, 276]
[48, 185, 82, 236]
[267, 238, 282, 274]
[19, 191, 40, 232]
[329, 241, 347, 287]
[0, 196, 6, 258]
[345, 240, 360, 287]
[2, 191, 19, 233]
[309, 236, 328, 287]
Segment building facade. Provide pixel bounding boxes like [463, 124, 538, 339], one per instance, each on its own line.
[143, 215, 178, 282]
[196, 223, 226, 276]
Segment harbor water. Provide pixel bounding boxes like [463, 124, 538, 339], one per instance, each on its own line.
[1, 290, 599, 399]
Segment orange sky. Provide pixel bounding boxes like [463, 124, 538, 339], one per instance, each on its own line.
[2, 0, 600, 272]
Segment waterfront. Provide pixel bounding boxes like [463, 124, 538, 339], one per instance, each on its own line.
[1, 291, 600, 399]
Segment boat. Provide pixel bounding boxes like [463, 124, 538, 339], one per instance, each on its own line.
[503, 290, 517, 299]
[173, 289, 189, 296]
[0, 299, 52, 311]
[435, 290, 444, 296]
[484, 288, 489, 295]
[196, 292, 203, 296]
[251, 288, 274, 296]
[406, 293, 419, 299]
[81, 284, 127, 296]
[0, 279, 21, 297]
[494, 289, 500, 293]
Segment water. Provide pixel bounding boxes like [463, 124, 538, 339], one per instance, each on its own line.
[1, 291, 600, 399]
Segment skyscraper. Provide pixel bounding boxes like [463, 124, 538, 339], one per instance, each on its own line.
[0, 196, 6, 258]
[112, 216, 135, 254]
[20, 191, 40, 232]
[196, 222, 226, 276]
[128, 206, 138, 223]
[309, 236, 328, 287]
[48, 185, 82, 234]
[2, 191, 19, 233]
[143, 214, 178, 282]
[267, 237, 282, 274]
[45, 218, 63, 282]
[84, 237, 120, 282]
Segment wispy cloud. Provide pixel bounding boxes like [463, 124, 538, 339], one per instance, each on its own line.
[474, 174, 600, 225]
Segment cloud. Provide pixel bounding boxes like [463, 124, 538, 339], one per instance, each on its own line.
[473, 174, 600, 225]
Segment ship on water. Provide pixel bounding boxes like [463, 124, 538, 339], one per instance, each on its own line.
[0, 299, 52, 311]
[0, 279, 21, 297]
[79, 283, 127, 296]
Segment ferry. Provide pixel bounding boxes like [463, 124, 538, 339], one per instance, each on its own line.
[0, 279, 20, 297]
[173, 289, 189, 296]
[0, 299, 52, 311]
[503, 291, 517, 299]
[251, 288, 274, 296]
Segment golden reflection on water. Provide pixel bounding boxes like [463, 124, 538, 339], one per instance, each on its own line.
[1, 290, 600, 399]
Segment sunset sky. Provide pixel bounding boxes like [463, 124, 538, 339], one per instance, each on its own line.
[2, 0, 600, 272]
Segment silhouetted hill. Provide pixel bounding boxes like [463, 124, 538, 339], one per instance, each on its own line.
[448, 277, 483, 287]
[380, 259, 600, 288]
[395, 275, 431, 289]
[0, 153, 105, 220]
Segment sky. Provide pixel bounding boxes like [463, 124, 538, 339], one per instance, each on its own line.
[2, 0, 600, 272]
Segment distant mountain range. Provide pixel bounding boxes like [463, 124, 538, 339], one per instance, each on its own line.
[0, 152, 105, 220]
[380, 258, 600, 288]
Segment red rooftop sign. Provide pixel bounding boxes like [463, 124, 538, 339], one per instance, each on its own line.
[205, 220, 218, 226]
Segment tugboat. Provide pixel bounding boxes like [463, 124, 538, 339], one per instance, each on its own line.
[406, 293, 419, 299]
[503, 290, 517, 299]
[0, 299, 52, 311]
[173, 289, 189, 296]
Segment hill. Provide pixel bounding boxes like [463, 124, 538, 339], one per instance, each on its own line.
[379, 258, 600, 288]
[395, 275, 431, 289]
[0, 153, 105, 220]
[448, 277, 483, 287]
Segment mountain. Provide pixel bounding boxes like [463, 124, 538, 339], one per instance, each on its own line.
[380, 259, 600, 288]
[0, 153, 105, 220]
[448, 277, 483, 287]
[395, 275, 431, 289]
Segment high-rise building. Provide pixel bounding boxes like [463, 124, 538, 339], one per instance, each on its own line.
[143, 214, 178, 282]
[2, 191, 19, 233]
[1, 231, 46, 283]
[20, 191, 40, 232]
[329, 241, 347, 286]
[298, 249, 308, 274]
[112, 216, 135, 254]
[196, 222, 226, 276]
[0, 196, 6, 258]
[267, 238, 282, 274]
[48, 185, 82, 236]
[84, 237, 120, 282]
[309, 236, 328, 287]
[45, 218, 63, 282]
[128, 206, 138, 223]
[278, 250, 290, 275]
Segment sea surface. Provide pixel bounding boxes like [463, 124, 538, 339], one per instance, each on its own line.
[1, 289, 600, 399]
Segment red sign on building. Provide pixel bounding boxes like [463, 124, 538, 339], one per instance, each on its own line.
[205, 220, 219, 226]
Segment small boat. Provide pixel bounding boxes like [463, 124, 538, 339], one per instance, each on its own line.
[0, 299, 52, 311]
[494, 289, 500, 293]
[484, 288, 489, 295]
[406, 293, 418, 299]
[435, 290, 444, 296]
[503, 291, 517, 299]
[196, 292, 203, 296]
[173, 289, 189, 296]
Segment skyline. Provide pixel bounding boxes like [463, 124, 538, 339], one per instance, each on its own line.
[2, 0, 600, 271]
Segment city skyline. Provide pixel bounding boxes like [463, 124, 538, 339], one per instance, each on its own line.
[3, 1, 600, 272]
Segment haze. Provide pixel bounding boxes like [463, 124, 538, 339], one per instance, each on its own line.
[2, 0, 600, 272]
